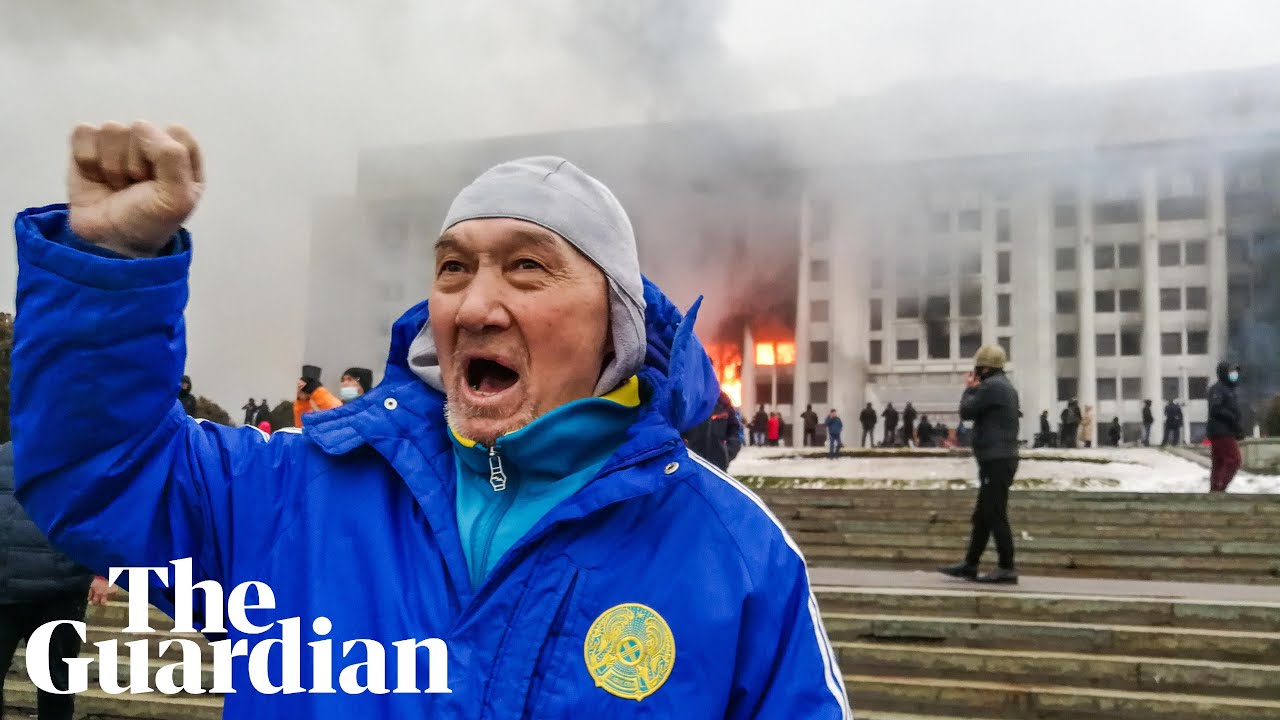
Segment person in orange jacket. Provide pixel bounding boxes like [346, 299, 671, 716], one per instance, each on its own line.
[293, 375, 342, 428]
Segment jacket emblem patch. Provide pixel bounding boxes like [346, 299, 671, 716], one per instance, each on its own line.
[583, 602, 675, 701]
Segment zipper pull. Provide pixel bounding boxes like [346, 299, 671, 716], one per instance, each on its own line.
[488, 446, 507, 492]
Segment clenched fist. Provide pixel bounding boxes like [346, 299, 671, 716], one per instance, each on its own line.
[68, 121, 204, 258]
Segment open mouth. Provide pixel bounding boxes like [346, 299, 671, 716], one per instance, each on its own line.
[466, 357, 521, 396]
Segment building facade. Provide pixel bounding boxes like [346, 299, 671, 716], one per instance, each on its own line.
[306, 67, 1280, 446]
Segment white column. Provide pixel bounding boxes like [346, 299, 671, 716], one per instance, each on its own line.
[830, 199, 869, 431]
[742, 326, 756, 416]
[1076, 179, 1098, 446]
[1208, 160, 1228, 362]
[1012, 179, 1055, 441]
[980, 195, 998, 344]
[1141, 168, 1163, 405]
[793, 192, 812, 448]
[883, 225, 898, 372]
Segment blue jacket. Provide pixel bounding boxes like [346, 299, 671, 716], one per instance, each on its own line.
[11, 205, 851, 719]
[824, 416, 843, 436]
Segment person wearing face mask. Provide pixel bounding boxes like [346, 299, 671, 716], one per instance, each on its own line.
[339, 367, 374, 402]
[1207, 361, 1246, 492]
[940, 344, 1021, 584]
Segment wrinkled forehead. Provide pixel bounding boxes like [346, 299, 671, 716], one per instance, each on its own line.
[435, 217, 575, 257]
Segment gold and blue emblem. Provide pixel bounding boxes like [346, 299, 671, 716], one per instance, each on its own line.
[583, 603, 675, 701]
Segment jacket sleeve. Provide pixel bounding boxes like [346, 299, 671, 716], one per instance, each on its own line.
[728, 544, 852, 719]
[311, 386, 343, 411]
[959, 384, 992, 421]
[725, 412, 743, 462]
[11, 205, 299, 614]
[1209, 387, 1245, 437]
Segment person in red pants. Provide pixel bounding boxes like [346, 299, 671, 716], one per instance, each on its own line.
[1206, 361, 1245, 492]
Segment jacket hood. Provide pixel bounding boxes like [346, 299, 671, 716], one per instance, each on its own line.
[380, 276, 718, 434]
[1216, 361, 1238, 383]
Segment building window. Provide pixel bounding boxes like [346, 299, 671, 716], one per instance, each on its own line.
[1055, 247, 1077, 271]
[1158, 242, 1181, 267]
[1228, 234, 1250, 264]
[960, 289, 982, 316]
[1185, 240, 1206, 265]
[1054, 203, 1077, 228]
[998, 336, 1012, 360]
[1097, 333, 1117, 356]
[1189, 376, 1209, 400]
[810, 259, 830, 282]
[997, 293, 1011, 326]
[811, 300, 830, 322]
[957, 209, 982, 231]
[871, 257, 884, 289]
[810, 341, 829, 364]
[926, 294, 951, 318]
[930, 211, 951, 233]
[961, 251, 981, 275]
[1161, 331, 1183, 355]
[1160, 288, 1181, 311]
[870, 340, 883, 365]
[811, 201, 832, 244]
[1119, 289, 1141, 312]
[1056, 290, 1077, 314]
[1158, 196, 1207, 221]
[1120, 330, 1141, 356]
[1094, 200, 1140, 225]
[870, 299, 883, 331]
[1058, 377, 1078, 400]
[897, 296, 920, 319]
[1163, 377, 1180, 402]
[1098, 378, 1118, 401]
[996, 209, 1011, 243]
[1095, 245, 1116, 269]
[997, 251, 1011, 283]
[1121, 377, 1142, 400]
[1186, 286, 1207, 311]
[897, 339, 919, 361]
[1057, 333, 1078, 358]
[1117, 243, 1140, 268]
[1187, 330, 1208, 355]
[928, 250, 951, 277]
[777, 382, 794, 405]
[959, 332, 982, 358]
[809, 381, 829, 404]
[897, 255, 918, 279]
[1095, 290, 1116, 312]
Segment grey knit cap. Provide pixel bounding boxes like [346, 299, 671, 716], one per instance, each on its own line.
[408, 156, 647, 397]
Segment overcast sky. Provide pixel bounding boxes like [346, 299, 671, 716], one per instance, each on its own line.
[4, 0, 1280, 415]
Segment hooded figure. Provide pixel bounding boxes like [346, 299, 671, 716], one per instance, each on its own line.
[10, 142, 850, 718]
[178, 375, 197, 417]
[1207, 361, 1245, 492]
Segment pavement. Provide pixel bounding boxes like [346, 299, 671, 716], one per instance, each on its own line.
[811, 566, 1280, 603]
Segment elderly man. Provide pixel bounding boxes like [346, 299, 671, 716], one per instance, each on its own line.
[10, 122, 849, 718]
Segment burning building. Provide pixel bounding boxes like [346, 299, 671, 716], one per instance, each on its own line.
[306, 66, 1280, 446]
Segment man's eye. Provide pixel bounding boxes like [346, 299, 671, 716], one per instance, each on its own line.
[514, 259, 544, 271]
[438, 260, 466, 275]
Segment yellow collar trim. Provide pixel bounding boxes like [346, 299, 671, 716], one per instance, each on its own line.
[448, 376, 641, 449]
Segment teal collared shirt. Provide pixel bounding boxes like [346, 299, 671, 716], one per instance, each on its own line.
[450, 377, 641, 589]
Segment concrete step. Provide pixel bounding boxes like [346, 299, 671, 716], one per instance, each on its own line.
[5, 678, 223, 719]
[836, 641, 1280, 700]
[804, 545, 1280, 584]
[787, 517, 1280, 539]
[88, 600, 179, 631]
[855, 713, 1004, 720]
[846, 673, 1280, 720]
[781, 507, 1280, 529]
[823, 613, 1280, 663]
[758, 488, 1280, 508]
[813, 587, 1280, 632]
[795, 530, 1280, 558]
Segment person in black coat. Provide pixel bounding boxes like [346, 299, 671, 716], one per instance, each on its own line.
[1, 442, 114, 719]
[750, 405, 769, 447]
[902, 403, 918, 447]
[917, 415, 934, 448]
[1035, 410, 1054, 448]
[684, 391, 744, 472]
[941, 345, 1021, 585]
[178, 375, 198, 417]
[882, 403, 899, 447]
[859, 403, 877, 447]
[801, 404, 820, 447]
[1162, 399, 1182, 446]
[1207, 362, 1246, 492]
[1108, 417, 1123, 447]
[1141, 400, 1155, 446]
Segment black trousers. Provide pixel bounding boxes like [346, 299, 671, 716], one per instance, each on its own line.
[861, 428, 875, 447]
[965, 458, 1018, 570]
[0, 590, 87, 720]
[803, 429, 816, 447]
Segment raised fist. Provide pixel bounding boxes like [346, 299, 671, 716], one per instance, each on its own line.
[68, 121, 204, 258]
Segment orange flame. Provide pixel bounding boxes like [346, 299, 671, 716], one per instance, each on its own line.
[754, 341, 795, 367]
[706, 342, 744, 408]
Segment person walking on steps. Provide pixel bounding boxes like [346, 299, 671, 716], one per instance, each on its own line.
[1141, 400, 1154, 446]
[859, 403, 877, 447]
[881, 403, 899, 447]
[1207, 362, 1246, 493]
[801, 404, 819, 447]
[824, 409, 843, 459]
[902, 402, 918, 448]
[940, 344, 1021, 585]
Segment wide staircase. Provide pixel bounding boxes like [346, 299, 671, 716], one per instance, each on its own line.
[6, 489, 1280, 718]
[824, 580, 1280, 719]
[759, 488, 1280, 584]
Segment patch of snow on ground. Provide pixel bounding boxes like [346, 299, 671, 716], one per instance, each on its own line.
[727, 446, 1280, 494]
